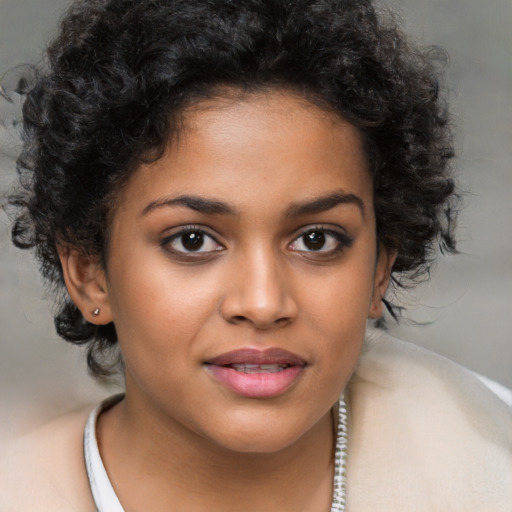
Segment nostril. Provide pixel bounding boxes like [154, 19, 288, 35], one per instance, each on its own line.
[228, 314, 293, 329]
[227, 315, 251, 325]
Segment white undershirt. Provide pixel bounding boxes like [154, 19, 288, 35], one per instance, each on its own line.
[83, 395, 124, 512]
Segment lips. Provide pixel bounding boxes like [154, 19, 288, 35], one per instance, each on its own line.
[204, 348, 306, 398]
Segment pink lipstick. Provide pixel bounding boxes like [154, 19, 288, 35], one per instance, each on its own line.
[204, 348, 306, 398]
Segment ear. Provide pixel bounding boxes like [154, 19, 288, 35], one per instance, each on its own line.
[58, 246, 112, 325]
[368, 247, 398, 319]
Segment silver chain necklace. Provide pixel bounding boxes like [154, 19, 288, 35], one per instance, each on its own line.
[330, 395, 348, 512]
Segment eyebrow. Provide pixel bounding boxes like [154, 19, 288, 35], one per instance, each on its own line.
[141, 190, 365, 218]
[285, 191, 365, 218]
[141, 195, 236, 217]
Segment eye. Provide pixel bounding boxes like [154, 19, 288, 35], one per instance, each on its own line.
[289, 227, 353, 255]
[162, 227, 224, 255]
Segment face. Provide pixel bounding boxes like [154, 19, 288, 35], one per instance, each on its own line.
[92, 91, 393, 453]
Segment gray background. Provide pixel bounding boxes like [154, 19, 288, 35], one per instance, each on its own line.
[1, 0, 511, 438]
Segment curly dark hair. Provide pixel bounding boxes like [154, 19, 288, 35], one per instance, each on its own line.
[7, 0, 457, 378]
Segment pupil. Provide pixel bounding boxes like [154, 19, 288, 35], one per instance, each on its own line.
[304, 231, 325, 250]
[182, 232, 204, 251]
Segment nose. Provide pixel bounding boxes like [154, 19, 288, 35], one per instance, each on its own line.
[220, 248, 298, 330]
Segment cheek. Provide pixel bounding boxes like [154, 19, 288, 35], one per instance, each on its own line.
[106, 267, 221, 402]
[299, 251, 376, 379]
[307, 280, 369, 366]
[106, 253, 221, 357]
[303, 256, 376, 330]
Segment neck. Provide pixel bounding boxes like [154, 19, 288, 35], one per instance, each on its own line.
[97, 390, 336, 512]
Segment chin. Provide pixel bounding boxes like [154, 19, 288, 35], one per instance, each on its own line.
[200, 409, 325, 455]
[212, 430, 304, 455]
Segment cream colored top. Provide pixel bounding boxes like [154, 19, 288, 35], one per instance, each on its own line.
[1, 330, 511, 511]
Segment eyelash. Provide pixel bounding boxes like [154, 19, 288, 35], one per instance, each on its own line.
[160, 225, 353, 260]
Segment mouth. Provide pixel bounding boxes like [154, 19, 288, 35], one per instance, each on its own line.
[204, 348, 306, 398]
[227, 363, 292, 374]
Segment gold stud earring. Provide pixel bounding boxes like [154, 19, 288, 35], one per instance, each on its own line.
[92, 308, 100, 317]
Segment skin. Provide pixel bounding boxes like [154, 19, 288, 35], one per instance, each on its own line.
[60, 90, 395, 511]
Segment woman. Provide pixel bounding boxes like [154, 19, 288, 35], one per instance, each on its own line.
[1, 0, 511, 510]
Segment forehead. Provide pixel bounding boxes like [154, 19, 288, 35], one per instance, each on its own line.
[115, 90, 373, 219]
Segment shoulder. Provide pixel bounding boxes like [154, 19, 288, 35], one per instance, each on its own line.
[0, 405, 96, 512]
[346, 329, 512, 511]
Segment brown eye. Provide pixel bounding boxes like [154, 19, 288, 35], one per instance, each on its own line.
[162, 227, 224, 255]
[181, 232, 205, 251]
[289, 226, 353, 255]
[303, 230, 326, 251]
